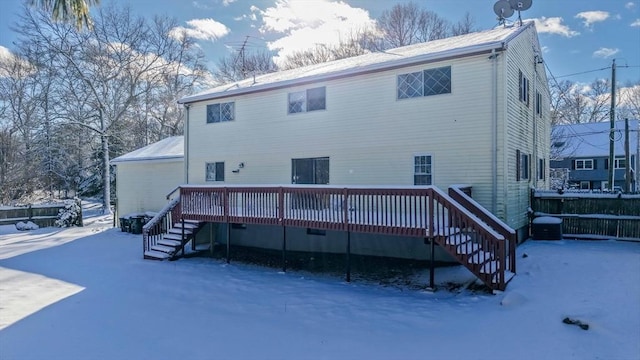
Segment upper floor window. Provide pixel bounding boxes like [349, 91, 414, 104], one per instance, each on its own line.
[207, 102, 234, 123]
[414, 155, 432, 185]
[574, 159, 594, 170]
[519, 70, 530, 106]
[614, 157, 627, 169]
[205, 162, 225, 182]
[538, 158, 545, 180]
[535, 91, 542, 116]
[288, 87, 326, 114]
[398, 66, 451, 99]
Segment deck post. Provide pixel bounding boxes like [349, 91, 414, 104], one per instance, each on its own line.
[226, 222, 231, 264]
[429, 237, 435, 289]
[181, 216, 185, 257]
[282, 226, 287, 272]
[345, 231, 351, 282]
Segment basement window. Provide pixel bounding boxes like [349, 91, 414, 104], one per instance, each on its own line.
[307, 228, 327, 236]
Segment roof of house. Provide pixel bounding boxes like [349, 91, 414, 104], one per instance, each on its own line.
[111, 136, 184, 164]
[179, 22, 535, 104]
[553, 120, 639, 158]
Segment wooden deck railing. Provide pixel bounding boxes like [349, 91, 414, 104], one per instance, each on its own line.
[165, 185, 514, 290]
[142, 197, 181, 253]
[449, 186, 517, 273]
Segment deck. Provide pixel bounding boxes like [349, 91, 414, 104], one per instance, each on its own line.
[143, 185, 517, 290]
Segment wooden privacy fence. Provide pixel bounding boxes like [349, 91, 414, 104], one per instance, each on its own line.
[0, 203, 66, 227]
[532, 191, 640, 241]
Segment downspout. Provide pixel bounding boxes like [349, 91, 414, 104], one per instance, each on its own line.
[184, 104, 190, 184]
[491, 48, 498, 214]
[532, 51, 538, 189]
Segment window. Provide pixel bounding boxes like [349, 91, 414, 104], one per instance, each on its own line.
[519, 70, 530, 106]
[614, 157, 627, 169]
[580, 181, 590, 190]
[536, 91, 542, 116]
[288, 87, 326, 114]
[574, 159, 594, 170]
[538, 158, 545, 180]
[414, 155, 432, 185]
[207, 102, 234, 123]
[205, 162, 225, 182]
[292, 157, 329, 184]
[516, 150, 529, 181]
[398, 66, 451, 99]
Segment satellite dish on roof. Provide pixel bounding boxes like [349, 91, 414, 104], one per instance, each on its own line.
[509, 0, 532, 11]
[494, 0, 515, 19]
[493, 0, 532, 26]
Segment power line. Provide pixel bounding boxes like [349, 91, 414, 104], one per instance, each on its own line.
[555, 67, 609, 79]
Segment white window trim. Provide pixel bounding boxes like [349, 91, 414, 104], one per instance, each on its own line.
[287, 86, 326, 114]
[413, 153, 433, 186]
[575, 159, 594, 170]
[397, 66, 452, 101]
[614, 157, 628, 169]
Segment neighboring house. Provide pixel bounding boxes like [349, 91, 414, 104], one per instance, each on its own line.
[111, 136, 184, 218]
[177, 21, 550, 242]
[550, 120, 638, 192]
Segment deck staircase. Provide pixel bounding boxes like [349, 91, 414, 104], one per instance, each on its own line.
[144, 219, 205, 260]
[434, 229, 515, 289]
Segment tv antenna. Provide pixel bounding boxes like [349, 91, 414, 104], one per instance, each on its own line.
[493, 0, 532, 26]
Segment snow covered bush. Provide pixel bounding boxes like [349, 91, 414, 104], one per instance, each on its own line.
[55, 198, 83, 227]
[15, 221, 39, 231]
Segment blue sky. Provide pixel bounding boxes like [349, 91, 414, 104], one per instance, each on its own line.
[0, 0, 638, 86]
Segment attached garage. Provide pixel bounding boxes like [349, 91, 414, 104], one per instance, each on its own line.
[111, 136, 184, 219]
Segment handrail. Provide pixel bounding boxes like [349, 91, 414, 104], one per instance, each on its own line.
[142, 196, 180, 254]
[166, 185, 183, 200]
[449, 185, 516, 273]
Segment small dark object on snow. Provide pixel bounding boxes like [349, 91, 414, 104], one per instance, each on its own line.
[522, 253, 528, 258]
[563, 317, 589, 330]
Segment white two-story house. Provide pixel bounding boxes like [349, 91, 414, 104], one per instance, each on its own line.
[176, 21, 550, 242]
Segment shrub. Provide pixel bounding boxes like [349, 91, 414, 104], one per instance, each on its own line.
[55, 198, 82, 227]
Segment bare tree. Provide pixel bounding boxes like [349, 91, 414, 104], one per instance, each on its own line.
[451, 12, 476, 36]
[212, 49, 277, 84]
[377, 2, 452, 48]
[550, 79, 610, 124]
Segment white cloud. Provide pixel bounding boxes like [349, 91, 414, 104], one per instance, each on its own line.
[625, 2, 635, 9]
[532, 17, 580, 37]
[254, 0, 376, 64]
[0, 45, 12, 61]
[575, 11, 610, 27]
[170, 18, 230, 42]
[592, 47, 619, 58]
[631, 18, 640, 27]
[541, 46, 550, 53]
[192, 1, 213, 10]
[222, 0, 237, 6]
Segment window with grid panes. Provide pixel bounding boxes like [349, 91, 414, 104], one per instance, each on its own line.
[414, 155, 432, 185]
[398, 66, 451, 99]
[206, 102, 234, 123]
[288, 87, 326, 114]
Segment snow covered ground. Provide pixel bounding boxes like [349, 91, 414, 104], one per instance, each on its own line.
[0, 207, 639, 360]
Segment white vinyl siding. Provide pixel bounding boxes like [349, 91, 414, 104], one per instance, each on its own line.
[115, 160, 184, 217]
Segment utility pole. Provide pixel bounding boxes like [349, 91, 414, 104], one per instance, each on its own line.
[608, 59, 616, 191]
[625, 118, 631, 193]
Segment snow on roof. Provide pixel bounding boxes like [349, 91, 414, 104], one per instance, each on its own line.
[179, 22, 533, 104]
[111, 136, 184, 164]
[553, 120, 639, 158]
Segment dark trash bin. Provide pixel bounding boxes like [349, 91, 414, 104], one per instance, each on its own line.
[129, 216, 145, 234]
[119, 217, 131, 232]
[532, 216, 563, 240]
